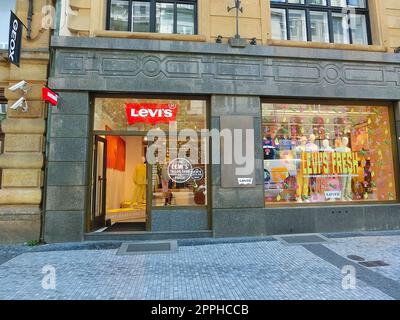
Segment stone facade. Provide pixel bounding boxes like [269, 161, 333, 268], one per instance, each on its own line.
[0, 0, 54, 243]
[47, 36, 400, 242]
[3, 0, 400, 243]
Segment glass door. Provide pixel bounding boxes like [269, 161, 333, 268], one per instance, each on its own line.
[91, 135, 107, 230]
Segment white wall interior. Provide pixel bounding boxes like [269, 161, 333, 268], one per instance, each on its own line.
[106, 136, 144, 210]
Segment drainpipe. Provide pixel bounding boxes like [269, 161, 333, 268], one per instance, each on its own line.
[27, 0, 33, 40]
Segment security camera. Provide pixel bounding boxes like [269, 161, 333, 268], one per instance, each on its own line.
[10, 97, 28, 112]
[8, 80, 30, 94]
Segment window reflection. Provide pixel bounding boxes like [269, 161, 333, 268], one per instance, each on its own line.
[156, 3, 174, 34]
[132, 1, 150, 32]
[177, 4, 195, 35]
[110, 0, 129, 31]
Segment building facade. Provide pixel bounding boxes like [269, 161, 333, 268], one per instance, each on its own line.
[3, 0, 400, 243]
[0, 0, 54, 243]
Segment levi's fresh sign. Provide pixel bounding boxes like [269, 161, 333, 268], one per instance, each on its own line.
[125, 103, 178, 125]
[42, 87, 59, 106]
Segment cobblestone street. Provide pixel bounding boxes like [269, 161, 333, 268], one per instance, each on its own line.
[0, 233, 399, 300]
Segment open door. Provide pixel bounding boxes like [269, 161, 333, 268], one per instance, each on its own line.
[91, 135, 107, 230]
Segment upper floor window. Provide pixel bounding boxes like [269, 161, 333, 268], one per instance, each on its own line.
[0, 0, 16, 49]
[107, 0, 197, 35]
[270, 0, 370, 45]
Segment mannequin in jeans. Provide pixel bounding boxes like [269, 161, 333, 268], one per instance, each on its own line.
[133, 156, 147, 204]
[304, 134, 319, 201]
[295, 136, 308, 202]
[336, 137, 353, 201]
[160, 162, 173, 206]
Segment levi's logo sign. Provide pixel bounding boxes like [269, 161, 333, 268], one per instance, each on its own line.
[238, 178, 253, 185]
[125, 103, 178, 125]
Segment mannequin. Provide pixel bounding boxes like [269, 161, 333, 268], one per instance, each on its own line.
[133, 156, 147, 204]
[320, 139, 338, 200]
[296, 136, 309, 202]
[322, 139, 332, 152]
[336, 137, 352, 201]
[306, 134, 319, 152]
[160, 161, 173, 206]
[304, 134, 318, 200]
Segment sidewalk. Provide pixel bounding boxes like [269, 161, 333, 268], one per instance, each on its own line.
[0, 231, 399, 300]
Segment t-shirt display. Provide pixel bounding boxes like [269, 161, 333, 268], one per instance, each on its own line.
[262, 103, 397, 204]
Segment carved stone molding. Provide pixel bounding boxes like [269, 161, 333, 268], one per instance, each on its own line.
[50, 39, 400, 99]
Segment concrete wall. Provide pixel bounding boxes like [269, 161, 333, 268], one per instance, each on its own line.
[213, 205, 400, 237]
[44, 92, 90, 243]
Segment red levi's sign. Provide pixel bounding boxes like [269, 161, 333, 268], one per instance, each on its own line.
[125, 103, 178, 125]
[42, 87, 59, 106]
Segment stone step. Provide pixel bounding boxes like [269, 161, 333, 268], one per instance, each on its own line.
[84, 230, 213, 242]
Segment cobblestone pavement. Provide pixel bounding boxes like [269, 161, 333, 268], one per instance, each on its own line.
[0, 235, 399, 300]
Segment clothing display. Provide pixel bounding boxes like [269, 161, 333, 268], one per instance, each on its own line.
[262, 103, 397, 204]
[295, 139, 308, 200]
[133, 162, 147, 204]
[336, 137, 353, 201]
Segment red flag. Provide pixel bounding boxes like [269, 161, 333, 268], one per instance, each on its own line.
[42, 87, 59, 106]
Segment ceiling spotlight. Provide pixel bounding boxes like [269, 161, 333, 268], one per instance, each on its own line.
[250, 37, 257, 45]
[216, 35, 223, 44]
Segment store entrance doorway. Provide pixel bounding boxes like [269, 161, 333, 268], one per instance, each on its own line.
[90, 134, 150, 232]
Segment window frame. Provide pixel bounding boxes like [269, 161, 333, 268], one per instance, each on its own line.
[106, 0, 198, 35]
[270, 0, 371, 45]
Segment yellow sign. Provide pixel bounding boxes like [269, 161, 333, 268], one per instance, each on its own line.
[301, 152, 360, 175]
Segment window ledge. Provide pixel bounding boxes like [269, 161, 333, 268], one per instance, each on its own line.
[93, 30, 206, 42]
[267, 39, 387, 52]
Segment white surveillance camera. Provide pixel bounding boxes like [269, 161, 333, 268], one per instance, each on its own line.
[10, 97, 28, 112]
[8, 80, 30, 93]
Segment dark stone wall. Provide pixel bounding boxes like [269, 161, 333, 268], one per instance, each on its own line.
[44, 36, 400, 242]
[44, 92, 90, 243]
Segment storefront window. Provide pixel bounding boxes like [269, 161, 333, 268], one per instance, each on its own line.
[94, 97, 208, 208]
[262, 103, 397, 204]
[95, 98, 206, 132]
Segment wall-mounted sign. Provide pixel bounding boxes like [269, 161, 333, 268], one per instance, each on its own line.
[220, 116, 256, 188]
[238, 178, 253, 185]
[191, 167, 204, 181]
[125, 103, 178, 125]
[168, 158, 192, 183]
[42, 87, 59, 106]
[8, 11, 23, 67]
[325, 191, 342, 200]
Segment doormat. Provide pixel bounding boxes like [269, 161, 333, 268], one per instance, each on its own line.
[274, 233, 331, 246]
[103, 222, 146, 232]
[117, 241, 178, 255]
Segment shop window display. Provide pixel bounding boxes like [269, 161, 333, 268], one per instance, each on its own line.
[262, 103, 397, 204]
[94, 98, 207, 219]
